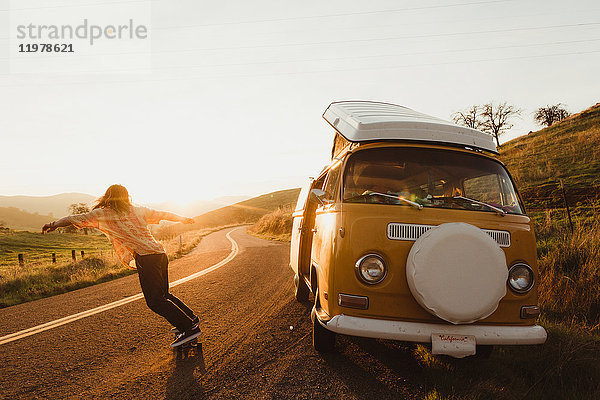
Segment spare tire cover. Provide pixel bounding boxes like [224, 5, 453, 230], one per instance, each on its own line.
[406, 222, 507, 325]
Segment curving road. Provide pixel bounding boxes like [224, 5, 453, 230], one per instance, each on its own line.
[0, 227, 425, 399]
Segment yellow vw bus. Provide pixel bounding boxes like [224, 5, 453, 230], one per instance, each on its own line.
[290, 101, 546, 358]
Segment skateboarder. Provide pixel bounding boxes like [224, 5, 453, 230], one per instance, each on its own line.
[41, 184, 201, 347]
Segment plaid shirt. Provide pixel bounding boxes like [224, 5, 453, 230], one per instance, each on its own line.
[67, 206, 169, 268]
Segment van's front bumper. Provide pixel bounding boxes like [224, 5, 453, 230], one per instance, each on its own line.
[324, 314, 547, 345]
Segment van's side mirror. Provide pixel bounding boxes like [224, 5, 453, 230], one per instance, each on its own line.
[310, 189, 327, 206]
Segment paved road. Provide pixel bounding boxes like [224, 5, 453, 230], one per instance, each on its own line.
[0, 227, 425, 399]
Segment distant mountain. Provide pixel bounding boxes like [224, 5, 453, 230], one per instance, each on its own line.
[0, 193, 96, 218]
[154, 188, 301, 239]
[0, 191, 252, 230]
[147, 195, 250, 217]
[0, 207, 54, 231]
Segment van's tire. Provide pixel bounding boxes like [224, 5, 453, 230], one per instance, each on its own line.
[312, 290, 336, 352]
[294, 274, 310, 302]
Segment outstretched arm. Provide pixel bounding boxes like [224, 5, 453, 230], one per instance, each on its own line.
[144, 208, 195, 225]
[158, 211, 195, 224]
[41, 216, 73, 234]
[42, 209, 100, 234]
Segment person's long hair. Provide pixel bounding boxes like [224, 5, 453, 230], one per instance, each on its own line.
[93, 184, 132, 214]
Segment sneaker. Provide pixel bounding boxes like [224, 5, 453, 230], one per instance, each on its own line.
[171, 316, 199, 334]
[170, 325, 202, 348]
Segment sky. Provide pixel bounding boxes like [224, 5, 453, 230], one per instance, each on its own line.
[0, 0, 599, 205]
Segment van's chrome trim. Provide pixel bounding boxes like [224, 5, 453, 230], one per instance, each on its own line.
[324, 314, 547, 345]
[387, 223, 511, 247]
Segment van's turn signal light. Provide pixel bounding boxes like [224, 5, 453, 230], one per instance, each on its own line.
[520, 305, 540, 319]
[338, 293, 369, 310]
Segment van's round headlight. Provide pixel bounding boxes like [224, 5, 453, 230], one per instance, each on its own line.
[355, 254, 387, 284]
[508, 263, 534, 293]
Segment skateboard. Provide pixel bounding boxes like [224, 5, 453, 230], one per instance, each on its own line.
[171, 327, 201, 348]
[172, 329, 201, 359]
[172, 330, 199, 344]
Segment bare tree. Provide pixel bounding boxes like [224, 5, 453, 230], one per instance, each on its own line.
[479, 102, 521, 147]
[451, 105, 482, 129]
[533, 103, 570, 127]
[66, 203, 92, 234]
[68, 203, 90, 215]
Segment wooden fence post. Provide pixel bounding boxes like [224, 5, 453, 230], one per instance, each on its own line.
[52, 253, 56, 263]
[72, 250, 76, 261]
[560, 179, 574, 234]
[81, 250, 85, 258]
[18, 253, 24, 266]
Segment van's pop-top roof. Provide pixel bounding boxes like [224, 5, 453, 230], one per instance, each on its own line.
[323, 101, 498, 154]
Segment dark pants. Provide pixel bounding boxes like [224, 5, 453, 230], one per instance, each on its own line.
[135, 253, 196, 333]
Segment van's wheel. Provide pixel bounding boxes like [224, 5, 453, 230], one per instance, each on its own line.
[475, 345, 494, 359]
[294, 274, 310, 302]
[312, 290, 336, 352]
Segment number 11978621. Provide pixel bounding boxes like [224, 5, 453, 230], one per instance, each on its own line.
[18, 44, 74, 53]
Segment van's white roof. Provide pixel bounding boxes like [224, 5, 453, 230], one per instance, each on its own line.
[323, 101, 497, 154]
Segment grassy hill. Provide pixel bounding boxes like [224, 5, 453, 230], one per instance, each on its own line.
[500, 103, 600, 210]
[0, 193, 96, 218]
[0, 207, 54, 231]
[155, 188, 300, 239]
[148, 195, 250, 218]
[492, 104, 600, 399]
[0, 231, 113, 267]
[0, 192, 95, 231]
[0, 193, 252, 224]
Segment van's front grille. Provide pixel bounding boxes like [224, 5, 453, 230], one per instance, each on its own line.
[387, 223, 434, 241]
[482, 229, 511, 247]
[387, 223, 511, 248]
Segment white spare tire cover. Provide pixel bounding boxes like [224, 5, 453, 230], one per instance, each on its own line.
[406, 222, 507, 325]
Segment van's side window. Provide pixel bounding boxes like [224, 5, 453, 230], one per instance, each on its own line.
[294, 179, 314, 212]
[322, 162, 342, 202]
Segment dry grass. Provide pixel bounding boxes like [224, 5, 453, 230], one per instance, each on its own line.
[0, 252, 131, 307]
[535, 213, 600, 329]
[500, 103, 600, 210]
[496, 104, 600, 333]
[0, 230, 123, 307]
[0, 225, 237, 307]
[412, 319, 600, 399]
[247, 206, 293, 242]
[0, 230, 113, 267]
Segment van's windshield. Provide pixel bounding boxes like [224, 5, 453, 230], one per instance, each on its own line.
[343, 147, 524, 215]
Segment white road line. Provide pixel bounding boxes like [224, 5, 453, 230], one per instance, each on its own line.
[0, 228, 241, 346]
